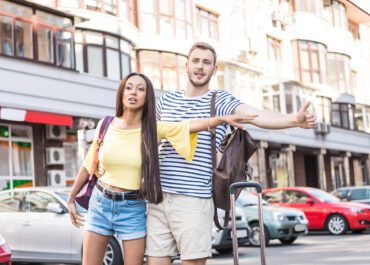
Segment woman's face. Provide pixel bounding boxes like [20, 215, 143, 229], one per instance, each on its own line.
[123, 75, 147, 111]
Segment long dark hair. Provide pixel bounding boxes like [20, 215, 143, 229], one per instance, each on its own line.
[116, 73, 163, 204]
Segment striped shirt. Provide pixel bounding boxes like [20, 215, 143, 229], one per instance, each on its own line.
[157, 89, 241, 198]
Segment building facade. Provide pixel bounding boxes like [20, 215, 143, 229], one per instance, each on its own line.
[0, 0, 369, 191]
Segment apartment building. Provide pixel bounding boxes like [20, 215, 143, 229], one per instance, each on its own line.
[0, 0, 369, 191]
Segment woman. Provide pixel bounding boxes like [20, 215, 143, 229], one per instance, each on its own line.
[67, 73, 256, 265]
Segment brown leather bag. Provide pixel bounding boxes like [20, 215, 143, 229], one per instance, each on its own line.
[210, 92, 257, 229]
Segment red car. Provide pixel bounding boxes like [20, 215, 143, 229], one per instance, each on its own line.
[262, 187, 370, 235]
[0, 234, 11, 265]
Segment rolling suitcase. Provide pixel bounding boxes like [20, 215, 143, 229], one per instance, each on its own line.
[230, 182, 267, 265]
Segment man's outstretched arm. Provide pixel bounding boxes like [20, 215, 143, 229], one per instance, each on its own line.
[234, 101, 316, 129]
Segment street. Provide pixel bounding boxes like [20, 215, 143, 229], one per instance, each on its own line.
[12, 231, 370, 265]
[174, 231, 370, 265]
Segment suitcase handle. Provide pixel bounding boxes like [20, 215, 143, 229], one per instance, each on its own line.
[229, 181, 262, 194]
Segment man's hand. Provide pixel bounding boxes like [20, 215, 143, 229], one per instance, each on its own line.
[222, 114, 259, 130]
[296, 102, 316, 129]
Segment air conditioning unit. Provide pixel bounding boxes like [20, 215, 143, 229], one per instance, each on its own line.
[48, 170, 66, 187]
[46, 147, 65, 165]
[315, 123, 330, 135]
[46, 125, 67, 140]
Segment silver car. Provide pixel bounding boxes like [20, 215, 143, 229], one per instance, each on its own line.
[211, 206, 250, 254]
[0, 187, 123, 264]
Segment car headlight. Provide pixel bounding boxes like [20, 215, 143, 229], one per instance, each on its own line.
[272, 212, 286, 221]
[350, 208, 365, 214]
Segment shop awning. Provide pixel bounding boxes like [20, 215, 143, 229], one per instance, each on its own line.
[0, 108, 73, 126]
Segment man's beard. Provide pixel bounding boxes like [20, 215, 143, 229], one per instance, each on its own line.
[188, 72, 212, 87]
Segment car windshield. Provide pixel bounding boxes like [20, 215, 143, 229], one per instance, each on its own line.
[237, 191, 268, 206]
[56, 192, 88, 213]
[308, 188, 340, 203]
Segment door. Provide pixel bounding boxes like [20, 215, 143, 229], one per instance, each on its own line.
[304, 155, 318, 188]
[20, 190, 72, 261]
[0, 190, 24, 257]
[283, 190, 325, 230]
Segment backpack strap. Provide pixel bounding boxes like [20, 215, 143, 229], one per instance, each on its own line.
[88, 116, 114, 181]
[210, 92, 230, 230]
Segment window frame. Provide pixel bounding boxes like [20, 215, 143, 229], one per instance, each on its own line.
[75, 29, 133, 80]
[196, 5, 219, 40]
[0, 123, 35, 190]
[0, 0, 75, 69]
[293, 40, 327, 84]
[138, 50, 187, 91]
[138, 0, 193, 39]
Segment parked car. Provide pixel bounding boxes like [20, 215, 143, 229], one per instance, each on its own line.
[212, 206, 250, 254]
[0, 187, 123, 264]
[262, 187, 370, 235]
[0, 233, 12, 265]
[236, 190, 308, 246]
[332, 186, 370, 205]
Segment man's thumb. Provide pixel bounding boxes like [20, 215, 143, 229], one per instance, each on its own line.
[302, 101, 310, 111]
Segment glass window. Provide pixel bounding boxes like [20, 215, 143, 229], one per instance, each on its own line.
[331, 103, 341, 126]
[25, 191, 60, 213]
[15, 20, 33, 59]
[284, 190, 311, 203]
[292, 0, 323, 15]
[12, 142, 32, 177]
[138, 0, 192, 39]
[0, 140, 10, 176]
[355, 105, 364, 131]
[328, 53, 350, 94]
[106, 49, 120, 80]
[315, 96, 331, 123]
[0, 124, 33, 190]
[37, 27, 54, 63]
[56, 30, 73, 68]
[0, 191, 24, 212]
[119, 0, 134, 22]
[350, 189, 367, 200]
[75, 30, 133, 80]
[262, 190, 283, 203]
[0, 15, 14, 56]
[196, 6, 219, 39]
[293, 40, 327, 83]
[87, 46, 104, 76]
[0, 3, 74, 68]
[139, 50, 187, 91]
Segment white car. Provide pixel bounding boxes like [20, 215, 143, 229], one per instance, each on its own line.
[0, 187, 123, 264]
[211, 207, 250, 254]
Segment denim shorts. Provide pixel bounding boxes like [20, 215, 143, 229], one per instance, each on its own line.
[84, 185, 147, 240]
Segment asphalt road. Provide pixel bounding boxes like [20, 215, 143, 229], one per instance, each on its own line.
[174, 230, 370, 265]
[13, 230, 370, 265]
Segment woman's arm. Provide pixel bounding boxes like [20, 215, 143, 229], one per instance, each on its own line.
[189, 114, 258, 133]
[66, 167, 90, 227]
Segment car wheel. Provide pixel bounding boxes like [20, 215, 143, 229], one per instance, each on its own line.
[216, 248, 233, 254]
[326, 214, 348, 235]
[352, 229, 365, 234]
[103, 237, 123, 265]
[279, 236, 297, 245]
[248, 222, 270, 246]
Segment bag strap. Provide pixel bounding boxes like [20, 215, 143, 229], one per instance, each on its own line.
[210, 92, 230, 230]
[89, 116, 114, 181]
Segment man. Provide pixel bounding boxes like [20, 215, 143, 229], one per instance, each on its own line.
[146, 42, 316, 265]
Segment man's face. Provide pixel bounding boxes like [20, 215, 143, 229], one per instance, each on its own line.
[186, 48, 217, 87]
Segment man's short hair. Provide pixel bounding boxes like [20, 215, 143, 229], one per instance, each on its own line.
[188, 42, 217, 65]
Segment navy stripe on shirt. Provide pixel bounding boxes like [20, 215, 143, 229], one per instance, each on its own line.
[157, 89, 241, 198]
